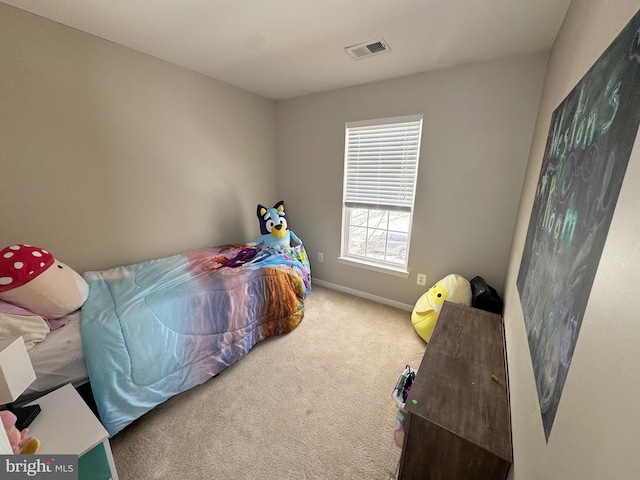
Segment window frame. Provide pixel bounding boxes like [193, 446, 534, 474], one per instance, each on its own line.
[339, 114, 423, 275]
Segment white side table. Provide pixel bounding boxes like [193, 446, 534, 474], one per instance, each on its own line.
[27, 383, 118, 480]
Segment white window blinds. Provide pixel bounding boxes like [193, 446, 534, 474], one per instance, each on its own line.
[344, 114, 422, 212]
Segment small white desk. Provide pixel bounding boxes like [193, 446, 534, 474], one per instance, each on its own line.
[27, 383, 118, 480]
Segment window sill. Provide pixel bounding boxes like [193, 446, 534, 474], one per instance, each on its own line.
[337, 256, 410, 278]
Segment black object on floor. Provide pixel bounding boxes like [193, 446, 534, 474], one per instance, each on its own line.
[76, 382, 100, 420]
[470, 276, 503, 314]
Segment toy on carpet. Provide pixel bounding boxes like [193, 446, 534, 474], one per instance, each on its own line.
[411, 273, 472, 343]
[0, 245, 89, 319]
[392, 365, 416, 448]
[253, 201, 302, 250]
[0, 410, 40, 454]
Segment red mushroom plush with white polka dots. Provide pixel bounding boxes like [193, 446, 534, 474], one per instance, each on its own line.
[0, 245, 88, 319]
[0, 245, 55, 292]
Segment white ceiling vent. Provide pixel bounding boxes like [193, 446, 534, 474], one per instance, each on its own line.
[345, 38, 391, 60]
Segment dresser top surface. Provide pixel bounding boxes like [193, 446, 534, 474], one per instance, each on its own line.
[405, 301, 512, 460]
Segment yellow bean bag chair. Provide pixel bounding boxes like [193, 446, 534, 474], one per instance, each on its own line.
[411, 274, 472, 343]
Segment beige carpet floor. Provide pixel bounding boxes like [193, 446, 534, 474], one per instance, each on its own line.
[110, 285, 426, 479]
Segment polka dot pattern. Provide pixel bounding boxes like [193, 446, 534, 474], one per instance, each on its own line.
[0, 244, 55, 293]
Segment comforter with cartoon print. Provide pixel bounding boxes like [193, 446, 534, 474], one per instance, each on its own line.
[80, 244, 310, 436]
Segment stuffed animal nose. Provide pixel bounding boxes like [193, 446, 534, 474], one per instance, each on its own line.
[274, 225, 283, 230]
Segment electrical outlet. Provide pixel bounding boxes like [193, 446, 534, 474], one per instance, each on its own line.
[417, 273, 427, 286]
[317, 252, 324, 262]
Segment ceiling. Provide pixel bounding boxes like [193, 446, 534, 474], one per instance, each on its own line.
[2, 0, 572, 100]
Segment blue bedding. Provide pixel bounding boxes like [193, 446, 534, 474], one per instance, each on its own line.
[80, 244, 310, 436]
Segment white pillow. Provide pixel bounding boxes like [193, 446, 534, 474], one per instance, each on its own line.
[0, 300, 50, 350]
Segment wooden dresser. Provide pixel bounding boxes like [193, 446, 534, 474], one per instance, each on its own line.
[398, 301, 512, 480]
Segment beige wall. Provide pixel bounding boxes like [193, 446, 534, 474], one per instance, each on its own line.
[503, 0, 640, 478]
[276, 53, 548, 307]
[0, 3, 276, 273]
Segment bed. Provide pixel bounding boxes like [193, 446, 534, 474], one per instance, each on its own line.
[24, 243, 311, 437]
[24, 310, 88, 398]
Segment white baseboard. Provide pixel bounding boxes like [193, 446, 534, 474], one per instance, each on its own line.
[312, 279, 414, 312]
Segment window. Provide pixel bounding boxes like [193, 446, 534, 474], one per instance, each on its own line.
[340, 114, 423, 273]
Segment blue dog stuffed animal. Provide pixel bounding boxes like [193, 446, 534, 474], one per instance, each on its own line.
[254, 201, 302, 250]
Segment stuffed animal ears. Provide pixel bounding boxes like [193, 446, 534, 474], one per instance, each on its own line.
[257, 201, 286, 218]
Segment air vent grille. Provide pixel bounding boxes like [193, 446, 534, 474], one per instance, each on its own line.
[345, 38, 391, 60]
[366, 41, 385, 53]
